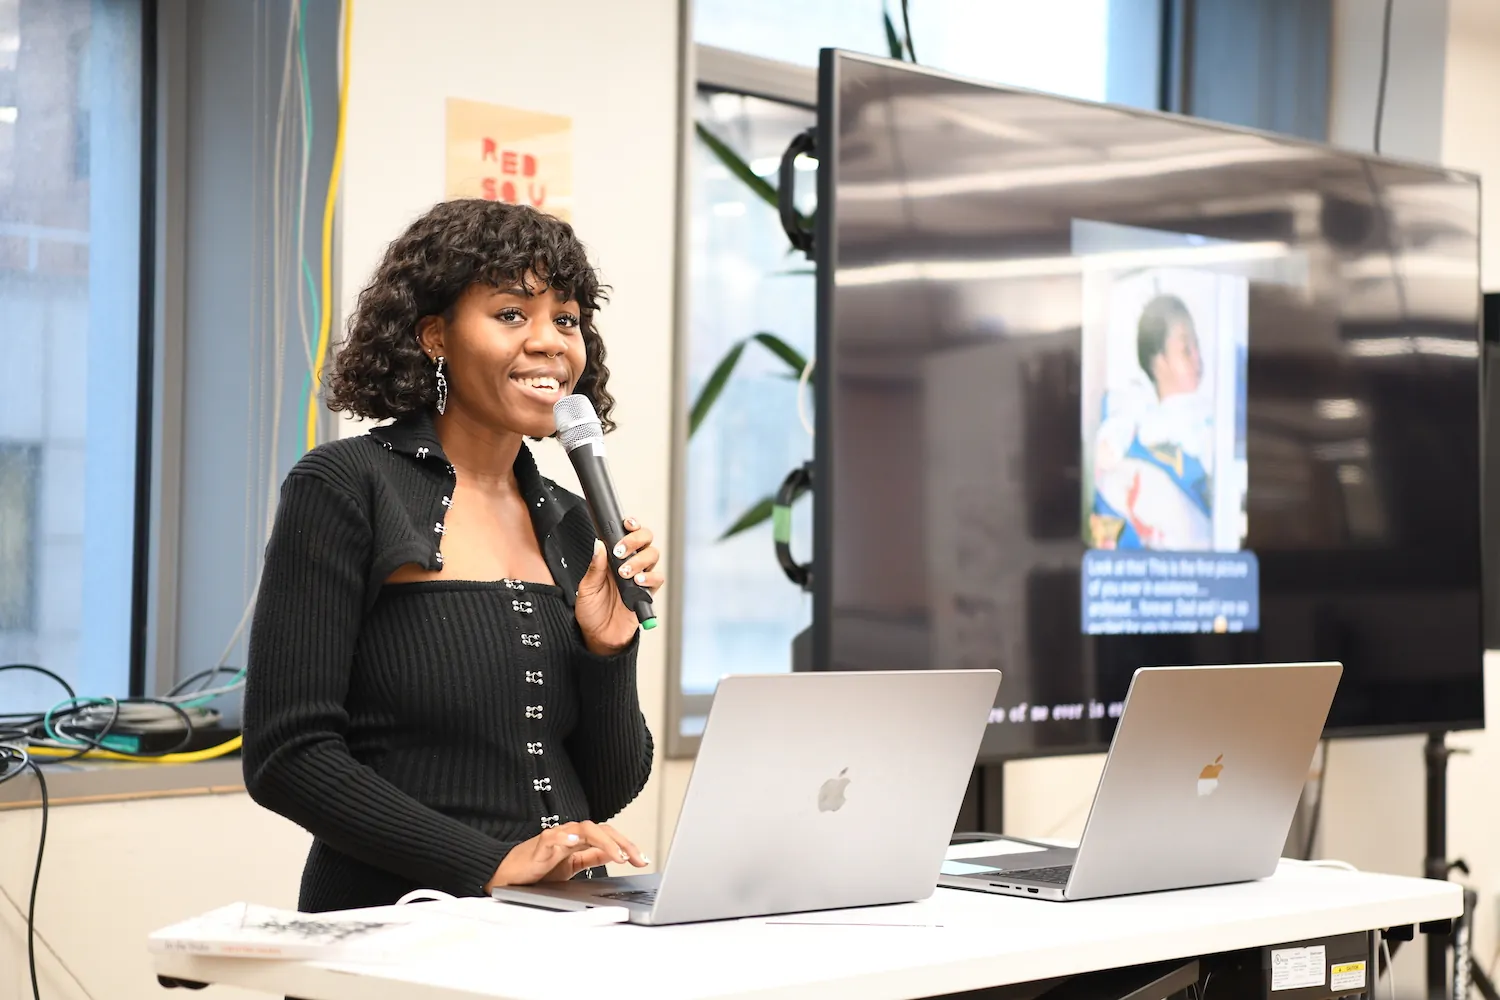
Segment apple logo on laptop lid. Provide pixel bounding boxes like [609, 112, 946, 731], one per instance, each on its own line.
[818, 768, 851, 812]
[1197, 755, 1224, 796]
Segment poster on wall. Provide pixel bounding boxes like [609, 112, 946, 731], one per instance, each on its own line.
[445, 97, 573, 222]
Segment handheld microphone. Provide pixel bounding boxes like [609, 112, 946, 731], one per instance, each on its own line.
[553, 394, 658, 631]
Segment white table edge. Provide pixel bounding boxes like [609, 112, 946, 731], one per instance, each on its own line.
[151, 874, 1465, 1000]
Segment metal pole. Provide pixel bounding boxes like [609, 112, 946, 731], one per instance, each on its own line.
[1427, 732, 1451, 999]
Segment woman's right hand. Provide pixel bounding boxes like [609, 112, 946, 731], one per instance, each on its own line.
[485, 821, 649, 889]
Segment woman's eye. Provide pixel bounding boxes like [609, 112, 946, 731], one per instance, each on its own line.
[497, 307, 525, 323]
[555, 313, 581, 331]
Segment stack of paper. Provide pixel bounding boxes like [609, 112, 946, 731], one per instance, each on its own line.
[149, 897, 629, 963]
[148, 902, 450, 962]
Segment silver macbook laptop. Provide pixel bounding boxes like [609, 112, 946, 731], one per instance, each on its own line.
[939, 661, 1340, 902]
[492, 668, 1001, 925]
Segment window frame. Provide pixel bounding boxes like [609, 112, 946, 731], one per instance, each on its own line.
[141, 0, 184, 698]
[129, 0, 161, 696]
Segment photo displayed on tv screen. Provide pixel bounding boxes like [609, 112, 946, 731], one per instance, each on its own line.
[1076, 221, 1257, 635]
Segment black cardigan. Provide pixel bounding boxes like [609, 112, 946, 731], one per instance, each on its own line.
[242, 411, 653, 910]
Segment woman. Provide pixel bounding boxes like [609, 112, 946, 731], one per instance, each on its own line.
[243, 199, 658, 913]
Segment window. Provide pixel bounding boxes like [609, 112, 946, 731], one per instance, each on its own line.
[0, 0, 146, 709]
[0, 444, 39, 631]
[692, 0, 1122, 103]
[679, 87, 818, 740]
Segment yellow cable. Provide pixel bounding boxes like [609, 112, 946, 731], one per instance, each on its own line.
[304, 0, 353, 452]
[27, 735, 243, 765]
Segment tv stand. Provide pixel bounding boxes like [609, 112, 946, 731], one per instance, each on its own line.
[1422, 731, 1493, 1000]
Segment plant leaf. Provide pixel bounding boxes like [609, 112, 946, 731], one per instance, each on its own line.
[697, 121, 814, 235]
[695, 123, 778, 214]
[900, 0, 917, 62]
[883, 9, 905, 60]
[690, 338, 747, 438]
[751, 332, 808, 376]
[719, 495, 777, 540]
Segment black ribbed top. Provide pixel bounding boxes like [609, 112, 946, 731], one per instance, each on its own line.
[242, 412, 653, 912]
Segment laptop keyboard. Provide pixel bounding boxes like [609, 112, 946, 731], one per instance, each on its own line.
[999, 865, 1073, 885]
[599, 888, 657, 904]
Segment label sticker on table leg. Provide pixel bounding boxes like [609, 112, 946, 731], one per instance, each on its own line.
[1331, 962, 1367, 991]
[1271, 945, 1326, 991]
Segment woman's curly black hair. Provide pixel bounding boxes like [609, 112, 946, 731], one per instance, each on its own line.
[327, 199, 615, 430]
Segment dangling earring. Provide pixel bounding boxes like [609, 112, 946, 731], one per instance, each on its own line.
[434, 356, 448, 415]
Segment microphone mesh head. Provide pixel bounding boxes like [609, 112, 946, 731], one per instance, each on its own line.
[554, 393, 603, 452]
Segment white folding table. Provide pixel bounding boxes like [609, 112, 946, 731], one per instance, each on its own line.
[150, 862, 1461, 1000]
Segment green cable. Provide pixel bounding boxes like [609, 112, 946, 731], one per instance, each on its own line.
[43, 697, 117, 746]
[177, 668, 248, 710]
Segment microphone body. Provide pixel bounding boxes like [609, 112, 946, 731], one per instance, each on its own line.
[553, 396, 658, 630]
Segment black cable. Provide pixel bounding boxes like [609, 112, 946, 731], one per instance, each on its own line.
[40, 698, 123, 764]
[26, 760, 47, 1000]
[1373, 0, 1394, 154]
[167, 666, 243, 698]
[0, 747, 44, 1000]
[0, 662, 206, 761]
[0, 720, 44, 744]
[0, 666, 77, 746]
[0, 664, 77, 703]
[115, 697, 197, 756]
[0, 744, 28, 784]
[45, 697, 196, 759]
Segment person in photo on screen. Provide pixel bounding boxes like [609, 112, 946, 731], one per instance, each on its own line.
[241, 200, 659, 912]
[1090, 292, 1215, 550]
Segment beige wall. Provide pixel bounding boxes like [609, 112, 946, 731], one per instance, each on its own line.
[1441, 0, 1500, 290]
[1328, 0, 1450, 162]
[0, 793, 311, 1000]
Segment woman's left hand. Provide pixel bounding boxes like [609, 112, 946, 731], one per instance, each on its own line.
[576, 516, 663, 656]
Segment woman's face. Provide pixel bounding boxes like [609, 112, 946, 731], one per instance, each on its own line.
[420, 276, 588, 438]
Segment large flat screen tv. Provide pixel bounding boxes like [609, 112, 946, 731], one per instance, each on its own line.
[812, 50, 1483, 759]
